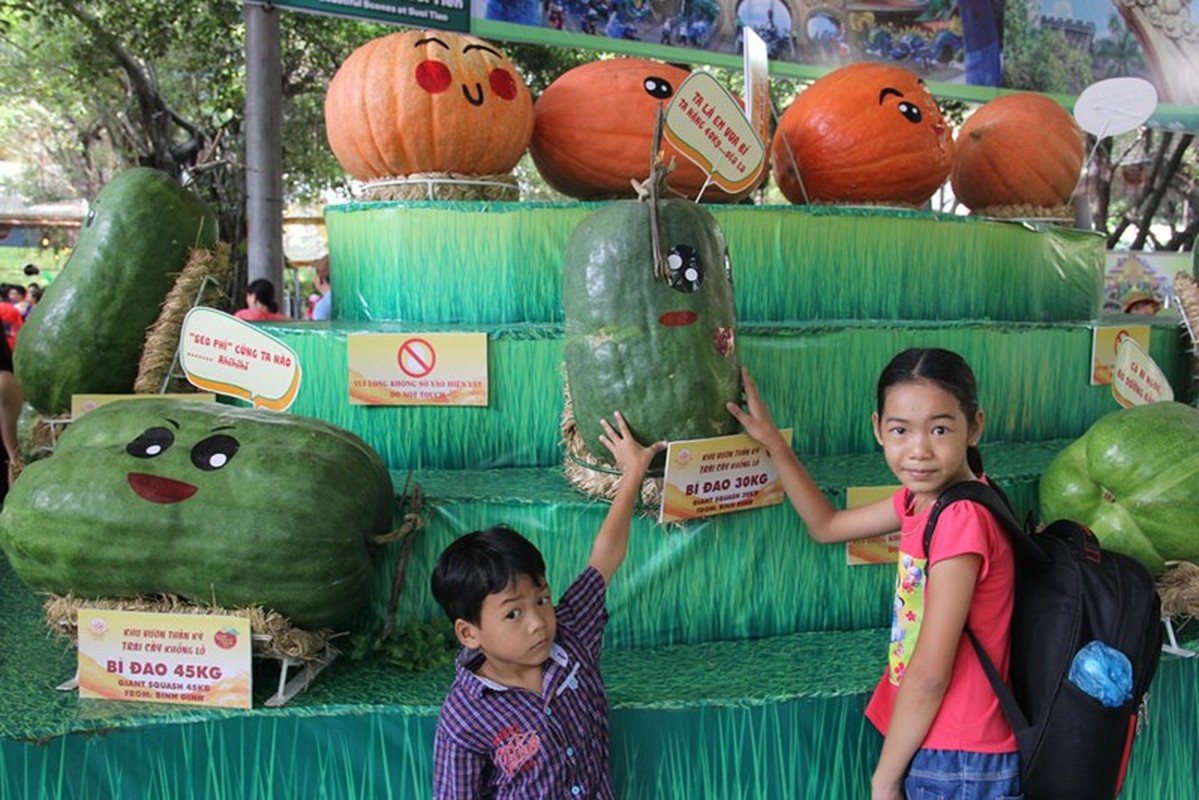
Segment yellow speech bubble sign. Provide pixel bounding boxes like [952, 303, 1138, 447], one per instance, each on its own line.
[178, 308, 302, 411]
[663, 72, 765, 197]
[1111, 333, 1174, 408]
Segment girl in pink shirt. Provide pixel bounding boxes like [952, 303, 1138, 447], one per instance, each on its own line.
[728, 348, 1019, 800]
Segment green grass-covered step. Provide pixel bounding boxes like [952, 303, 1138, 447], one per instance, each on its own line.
[371, 442, 1060, 651]
[326, 200, 1103, 325]
[4, 544, 1197, 800]
[261, 318, 1190, 471]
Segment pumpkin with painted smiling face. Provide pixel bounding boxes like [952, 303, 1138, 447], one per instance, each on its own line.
[324, 30, 534, 182]
[770, 62, 954, 206]
[531, 58, 758, 202]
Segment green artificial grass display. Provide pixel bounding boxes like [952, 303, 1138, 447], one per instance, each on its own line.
[367, 442, 1053, 651]
[261, 319, 1190, 472]
[325, 201, 1103, 325]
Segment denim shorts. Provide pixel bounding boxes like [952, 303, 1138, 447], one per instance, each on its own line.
[903, 748, 1022, 800]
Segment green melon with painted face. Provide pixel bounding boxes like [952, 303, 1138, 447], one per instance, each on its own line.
[563, 199, 741, 462]
[0, 399, 395, 629]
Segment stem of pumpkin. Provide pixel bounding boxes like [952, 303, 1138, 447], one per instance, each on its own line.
[649, 106, 670, 283]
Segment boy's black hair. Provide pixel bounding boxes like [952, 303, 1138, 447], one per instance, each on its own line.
[431, 526, 547, 625]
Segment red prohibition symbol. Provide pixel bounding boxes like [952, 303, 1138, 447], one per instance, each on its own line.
[397, 337, 436, 378]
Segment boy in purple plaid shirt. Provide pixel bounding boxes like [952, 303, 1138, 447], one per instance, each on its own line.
[431, 411, 664, 799]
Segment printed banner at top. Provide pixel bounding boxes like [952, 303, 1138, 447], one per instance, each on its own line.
[471, 1, 1199, 131]
[250, 0, 470, 33]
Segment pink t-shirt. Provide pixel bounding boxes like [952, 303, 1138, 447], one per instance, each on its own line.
[233, 308, 289, 322]
[865, 481, 1018, 752]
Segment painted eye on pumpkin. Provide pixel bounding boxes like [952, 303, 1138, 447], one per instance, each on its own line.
[85, 209, 96, 228]
[190, 434, 240, 472]
[489, 68, 517, 100]
[126, 427, 175, 459]
[667, 245, 703, 293]
[897, 101, 922, 124]
[643, 76, 674, 100]
[415, 60, 453, 94]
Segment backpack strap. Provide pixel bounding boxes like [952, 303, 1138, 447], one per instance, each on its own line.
[923, 480, 1041, 733]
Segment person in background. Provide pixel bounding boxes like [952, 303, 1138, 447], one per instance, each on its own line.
[0, 287, 23, 351]
[234, 279, 289, 322]
[1121, 289, 1162, 316]
[7, 285, 28, 318]
[25, 284, 41, 318]
[311, 257, 332, 321]
[0, 331, 24, 497]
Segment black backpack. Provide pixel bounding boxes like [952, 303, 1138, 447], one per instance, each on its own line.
[923, 480, 1163, 800]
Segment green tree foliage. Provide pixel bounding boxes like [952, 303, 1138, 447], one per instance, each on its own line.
[1002, 0, 1091, 94]
[0, 1, 386, 251]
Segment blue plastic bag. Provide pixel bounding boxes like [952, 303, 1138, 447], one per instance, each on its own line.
[1068, 640, 1133, 708]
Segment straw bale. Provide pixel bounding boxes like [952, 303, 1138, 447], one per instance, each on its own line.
[362, 172, 519, 202]
[134, 243, 234, 395]
[560, 383, 662, 507]
[44, 593, 332, 662]
[1159, 561, 1199, 620]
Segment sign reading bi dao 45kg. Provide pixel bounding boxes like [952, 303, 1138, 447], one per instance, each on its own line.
[77, 609, 252, 708]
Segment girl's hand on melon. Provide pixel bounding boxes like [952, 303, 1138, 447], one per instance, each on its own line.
[598, 411, 665, 481]
[727, 368, 786, 452]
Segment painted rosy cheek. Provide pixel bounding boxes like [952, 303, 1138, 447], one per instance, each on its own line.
[415, 60, 452, 94]
[489, 68, 517, 101]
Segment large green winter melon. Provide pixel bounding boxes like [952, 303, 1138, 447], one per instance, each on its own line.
[563, 199, 740, 462]
[14, 168, 219, 414]
[0, 399, 395, 629]
[1039, 402, 1199, 574]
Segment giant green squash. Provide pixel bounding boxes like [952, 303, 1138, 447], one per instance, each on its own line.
[15, 168, 219, 414]
[0, 399, 395, 629]
[1039, 402, 1199, 574]
[563, 199, 740, 462]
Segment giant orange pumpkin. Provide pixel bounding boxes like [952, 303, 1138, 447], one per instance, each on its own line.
[770, 63, 954, 206]
[531, 58, 758, 202]
[324, 30, 534, 181]
[951, 93, 1084, 211]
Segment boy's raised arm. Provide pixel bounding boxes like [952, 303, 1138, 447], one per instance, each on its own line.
[588, 411, 666, 585]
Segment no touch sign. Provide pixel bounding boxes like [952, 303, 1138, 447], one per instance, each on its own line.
[398, 337, 436, 378]
[346, 332, 489, 406]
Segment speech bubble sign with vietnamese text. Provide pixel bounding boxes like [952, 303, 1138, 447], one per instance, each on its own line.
[179, 308, 302, 411]
[1111, 333, 1173, 407]
[663, 71, 765, 197]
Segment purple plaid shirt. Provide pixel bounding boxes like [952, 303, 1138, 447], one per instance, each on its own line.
[432, 566, 613, 799]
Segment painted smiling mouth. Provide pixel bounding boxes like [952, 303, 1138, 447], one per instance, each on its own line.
[127, 473, 199, 504]
[462, 83, 484, 106]
[658, 310, 698, 327]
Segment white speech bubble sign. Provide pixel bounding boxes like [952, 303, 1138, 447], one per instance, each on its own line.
[1074, 78, 1158, 139]
[179, 307, 302, 411]
[663, 72, 765, 196]
[1111, 333, 1173, 407]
